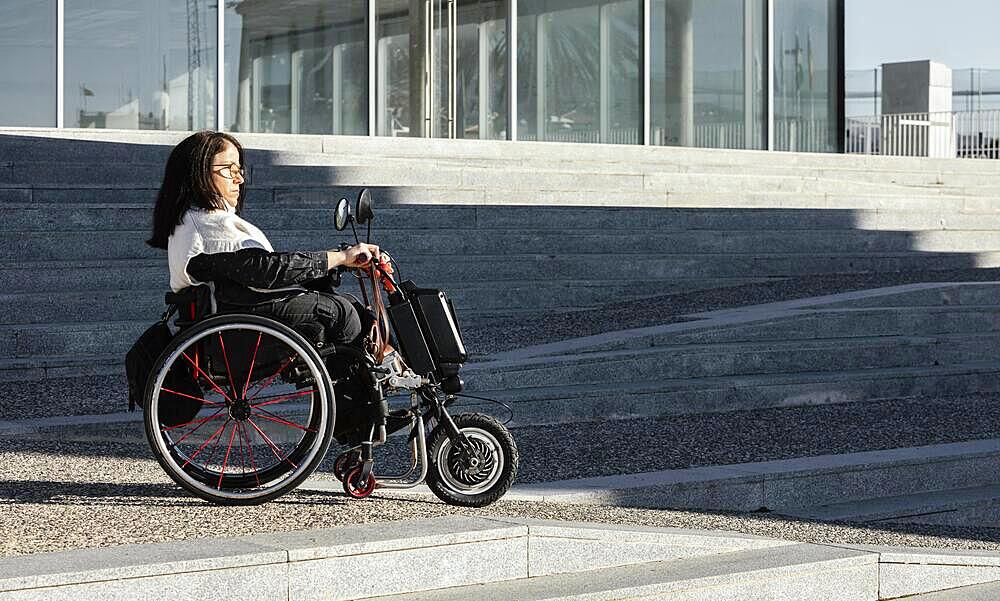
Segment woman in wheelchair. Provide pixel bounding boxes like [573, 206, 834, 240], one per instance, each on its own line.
[147, 130, 378, 346]
[141, 131, 517, 507]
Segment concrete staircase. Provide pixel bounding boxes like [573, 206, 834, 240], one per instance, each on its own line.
[459, 282, 1000, 424]
[2, 129, 1000, 405]
[6, 515, 1000, 600]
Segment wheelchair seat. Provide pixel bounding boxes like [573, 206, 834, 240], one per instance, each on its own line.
[166, 284, 216, 328]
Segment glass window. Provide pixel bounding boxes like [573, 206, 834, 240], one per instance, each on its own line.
[650, 0, 765, 149]
[227, 1, 367, 135]
[454, 1, 508, 139]
[375, 2, 413, 137]
[519, 0, 640, 144]
[65, 0, 216, 130]
[0, 1, 56, 127]
[773, 0, 841, 152]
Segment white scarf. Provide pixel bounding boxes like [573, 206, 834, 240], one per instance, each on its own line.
[167, 204, 279, 293]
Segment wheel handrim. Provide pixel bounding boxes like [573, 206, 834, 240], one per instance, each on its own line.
[435, 427, 504, 496]
[149, 322, 330, 501]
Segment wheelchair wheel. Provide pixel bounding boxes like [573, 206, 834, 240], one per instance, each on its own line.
[143, 314, 335, 505]
[426, 413, 518, 508]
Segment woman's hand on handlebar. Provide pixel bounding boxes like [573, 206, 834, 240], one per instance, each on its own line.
[327, 243, 380, 270]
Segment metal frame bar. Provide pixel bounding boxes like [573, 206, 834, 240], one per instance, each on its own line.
[368, 0, 376, 136]
[765, 0, 773, 150]
[599, 4, 610, 143]
[641, 0, 650, 145]
[56, 0, 64, 128]
[217, 0, 225, 130]
[506, 0, 517, 140]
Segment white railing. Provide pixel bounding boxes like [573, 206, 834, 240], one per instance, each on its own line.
[845, 110, 1000, 159]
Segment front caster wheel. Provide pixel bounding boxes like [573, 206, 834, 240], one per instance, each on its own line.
[426, 413, 518, 507]
[343, 467, 376, 498]
[333, 450, 361, 481]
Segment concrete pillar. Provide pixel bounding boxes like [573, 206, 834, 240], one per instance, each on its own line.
[882, 60, 952, 115]
[881, 60, 953, 158]
[408, 0, 430, 137]
[663, 0, 694, 146]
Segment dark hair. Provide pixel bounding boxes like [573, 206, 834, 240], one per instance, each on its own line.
[146, 130, 246, 249]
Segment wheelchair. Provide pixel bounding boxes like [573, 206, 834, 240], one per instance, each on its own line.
[143, 282, 518, 507]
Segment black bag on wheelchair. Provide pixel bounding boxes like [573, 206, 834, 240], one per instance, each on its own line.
[125, 309, 174, 413]
[125, 286, 214, 426]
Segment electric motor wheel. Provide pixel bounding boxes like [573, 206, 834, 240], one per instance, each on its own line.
[426, 413, 518, 507]
[143, 314, 336, 505]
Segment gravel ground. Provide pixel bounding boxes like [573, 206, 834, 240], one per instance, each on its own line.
[2, 440, 1000, 560]
[6, 393, 1000, 558]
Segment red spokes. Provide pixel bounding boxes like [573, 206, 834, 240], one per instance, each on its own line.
[250, 389, 314, 409]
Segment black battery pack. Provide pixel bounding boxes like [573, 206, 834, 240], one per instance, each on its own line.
[388, 281, 467, 381]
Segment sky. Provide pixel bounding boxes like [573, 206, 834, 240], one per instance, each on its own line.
[846, 0, 1000, 71]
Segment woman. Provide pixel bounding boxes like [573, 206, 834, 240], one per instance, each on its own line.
[147, 130, 377, 347]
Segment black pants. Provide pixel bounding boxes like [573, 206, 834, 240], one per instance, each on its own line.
[235, 291, 365, 347]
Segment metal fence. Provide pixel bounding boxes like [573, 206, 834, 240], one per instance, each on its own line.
[845, 110, 1000, 159]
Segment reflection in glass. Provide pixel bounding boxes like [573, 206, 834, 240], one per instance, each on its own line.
[650, 0, 765, 149]
[65, 0, 215, 130]
[519, 0, 640, 144]
[451, 1, 508, 139]
[773, 0, 840, 152]
[376, 2, 412, 136]
[227, 1, 367, 134]
[0, 1, 55, 127]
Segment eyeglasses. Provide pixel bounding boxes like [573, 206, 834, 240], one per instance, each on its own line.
[212, 163, 245, 180]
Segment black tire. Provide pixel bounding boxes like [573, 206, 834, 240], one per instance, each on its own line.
[426, 413, 518, 507]
[143, 314, 335, 505]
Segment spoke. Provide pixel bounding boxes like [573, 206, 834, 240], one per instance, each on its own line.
[250, 389, 314, 409]
[238, 422, 262, 487]
[182, 351, 234, 404]
[217, 421, 240, 489]
[217, 332, 239, 401]
[246, 355, 296, 402]
[163, 407, 226, 435]
[202, 418, 231, 469]
[247, 418, 298, 470]
[242, 333, 263, 399]
[181, 419, 230, 470]
[254, 409, 316, 433]
[161, 387, 224, 407]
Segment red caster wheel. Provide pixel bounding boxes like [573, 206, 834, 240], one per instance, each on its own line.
[333, 451, 361, 481]
[343, 467, 377, 498]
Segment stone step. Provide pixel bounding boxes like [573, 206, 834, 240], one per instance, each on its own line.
[1, 277, 761, 325]
[902, 582, 1000, 600]
[779, 483, 1000, 527]
[0, 512, 878, 601]
[819, 282, 1000, 308]
[463, 362, 1000, 424]
[15, 228, 1000, 261]
[1, 255, 989, 302]
[0, 159, 976, 200]
[4, 128, 1000, 175]
[510, 438, 1000, 513]
[0, 258, 773, 294]
[373, 543, 875, 601]
[463, 336, 942, 391]
[630, 307, 1000, 348]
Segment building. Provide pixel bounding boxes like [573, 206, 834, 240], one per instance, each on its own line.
[0, 0, 843, 153]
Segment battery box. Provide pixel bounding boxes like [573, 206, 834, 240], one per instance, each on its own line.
[387, 281, 467, 382]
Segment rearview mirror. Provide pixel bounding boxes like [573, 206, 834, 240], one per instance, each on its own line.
[334, 198, 351, 231]
[356, 188, 374, 225]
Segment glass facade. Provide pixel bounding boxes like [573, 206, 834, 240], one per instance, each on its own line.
[1, 0, 843, 153]
[0, 1, 56, 127]
[651, 0, 766, 149]
[227, 1, 367, 134]
[65, 0, 216, 130]
[773, 0, 841, 152]
[519, 0, 640, 144]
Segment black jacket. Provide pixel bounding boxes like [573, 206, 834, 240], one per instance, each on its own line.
[187, 248, 335, 306]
